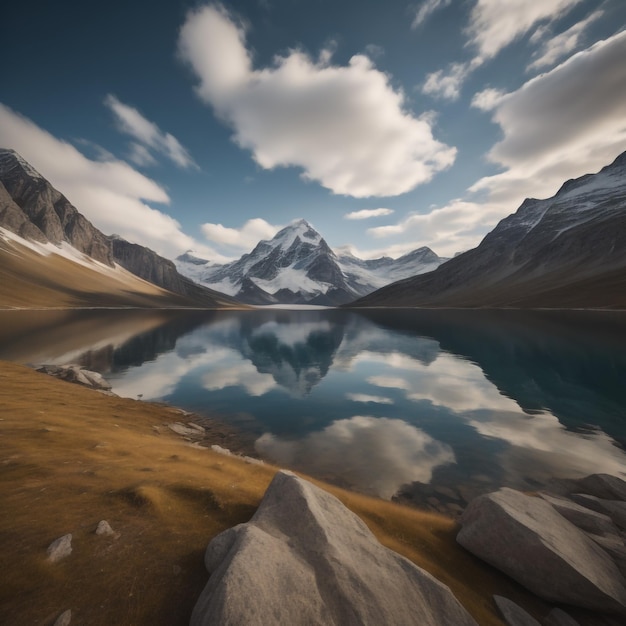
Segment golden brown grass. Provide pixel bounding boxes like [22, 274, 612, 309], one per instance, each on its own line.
[0, 361, 549, 625]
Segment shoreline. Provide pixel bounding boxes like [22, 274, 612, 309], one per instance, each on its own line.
[0, 359, 550, 625]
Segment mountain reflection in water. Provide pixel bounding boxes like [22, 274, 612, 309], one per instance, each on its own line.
[1, 308, 624, 502]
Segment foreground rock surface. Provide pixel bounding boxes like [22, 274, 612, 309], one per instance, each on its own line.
[493, 595, 540, 626]
[36, 364, 112, 391]
[457, 488, 626, 614]
[191, 470, 478, 626]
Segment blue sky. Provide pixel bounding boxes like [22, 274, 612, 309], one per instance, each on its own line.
[1, 0, 625, 261]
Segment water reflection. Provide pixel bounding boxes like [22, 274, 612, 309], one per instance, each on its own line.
[1, 308, 624, 500]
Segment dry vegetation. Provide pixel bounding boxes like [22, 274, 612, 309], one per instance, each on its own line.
[0, 361, 550, 625]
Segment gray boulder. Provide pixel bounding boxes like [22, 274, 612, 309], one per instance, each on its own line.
[493, 595, 540, 626]
[570, 494, 626, 531]
[539, 493, 620, 537]
[457, 489, 626, 614]
[95, 520, 115, 536]
[46, 534, 72, 563]
[53, 609, 72, 626]
[191, 470, 478, 626]
[544, 607, 580, 626]
[577, 475, 626, 502]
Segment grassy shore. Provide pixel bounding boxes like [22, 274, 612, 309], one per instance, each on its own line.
[0, 360, 549, 625]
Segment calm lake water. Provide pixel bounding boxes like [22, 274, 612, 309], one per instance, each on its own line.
[2, 308, 625, 508]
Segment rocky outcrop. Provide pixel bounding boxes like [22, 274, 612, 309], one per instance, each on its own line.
[191, 470, 478, 626]
[457, 487, 626, 614]
[0, 149, 114, 265]
[36, 364, 112, 391]
[0, 180, 48, 242]
[493, 595, 540, 626]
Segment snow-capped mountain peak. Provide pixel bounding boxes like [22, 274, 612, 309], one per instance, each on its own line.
[175, 218, 445, 305]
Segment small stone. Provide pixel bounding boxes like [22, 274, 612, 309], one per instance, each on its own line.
[95, 520, 115, 536]
[47, 534, 72, 562]
[53, 609, 71, 626]
[493, 596, 540, 626]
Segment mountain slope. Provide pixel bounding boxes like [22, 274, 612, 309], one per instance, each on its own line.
[176, 220, 444, 305]
[0, 149, 242, 309]
[351, 151, 626, 309]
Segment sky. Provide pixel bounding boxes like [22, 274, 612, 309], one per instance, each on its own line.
[1, 0, 625, 262]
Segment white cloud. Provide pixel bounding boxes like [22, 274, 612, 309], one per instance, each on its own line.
[256, 416, 455, 499]
[473, 31, 626, 204]
[422, 62, 472, 101]
[128, 142, 158, 167]
[104, 94, 198, 169]
[0, 103, 216, 260]
[179, 4, 456, 198]
[527, 10, 604, 71]
[376, 31, 626, 258]
[466, 0, 583, 61]
[203, 361, 276, 396]
[201, 217, 281, 250]
[411, 0, 451, 29]
[422, 0, 583, 100]
[344, 208, 394, 220]
[471, 86, 506, 111]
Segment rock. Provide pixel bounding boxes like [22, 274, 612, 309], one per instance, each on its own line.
[588, 534, 626, 577]
[95, 520, 115, 536]
[570, 494, 626, 531]
[168, 422, 204, 438]
[493, 595, 540, 626]
[457, 489, 626, 614]
[191, 470, 478, 626]
[544, 607, 580, 626]
[47, 534, 72, 563]
[577, 475, 626, 502]
[53, 609, 71, 626]
[539, 493, 620, 537]
[36, 364, 111, 390]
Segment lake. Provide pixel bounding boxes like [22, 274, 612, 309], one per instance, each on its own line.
[2, 307, 625, 510]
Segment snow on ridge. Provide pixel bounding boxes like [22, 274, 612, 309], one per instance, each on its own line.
[0, 149, 43, 180]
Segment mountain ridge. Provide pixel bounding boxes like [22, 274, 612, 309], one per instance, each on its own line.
[0, 148, 242, 309]
[349, 150, 626, 309]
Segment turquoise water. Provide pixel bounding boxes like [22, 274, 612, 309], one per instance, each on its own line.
[2, 308, 625, 504]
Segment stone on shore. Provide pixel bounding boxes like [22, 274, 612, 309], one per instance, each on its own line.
[95, 520, 115, 536]
[37, 364, 112, 390]
[570, 494, 626, 531]
[493, 595, 541, 626]
[53, 609, 72, 626]
[544, 607, 580, 626]
[457, 488, 626, 614]
[577, 474, 626, 502]
[46, 534, 72, 563]
[538, 493, 620, 537]
[191, 470, 478, 626]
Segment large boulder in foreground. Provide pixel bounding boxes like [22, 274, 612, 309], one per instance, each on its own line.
[457, 488, 626, 614]
[191, 470, 478, 626]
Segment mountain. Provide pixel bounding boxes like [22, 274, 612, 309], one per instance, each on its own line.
[175, 219, 444, 305]
[0, 149, 242, 309]
[351, 151, 626, 309]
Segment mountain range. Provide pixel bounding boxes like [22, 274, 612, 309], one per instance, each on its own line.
[1, 147, 625, 309]
[352, 150, 626, 309]
[175, 220, 444, 305]
[0, 148, 241, 308]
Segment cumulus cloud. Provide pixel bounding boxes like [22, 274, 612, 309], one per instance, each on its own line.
[104, 94, 198, 169]
[470, 86, 506, 111]
[411, 0, 451, 29]
[527, 10, 603, 71]
[344, 208, 394, 220]
[422, 62, 473, 101]
[473, 31, 626, 204]
[422, 0, 583, 100]
[179, 4, 456, 197]
[345, 393, 394, 405]
[0, 103, 215, 259]
[377, 31, 626, 257]
[467, 0, 583, 61]
[201, 217, 281, 250]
